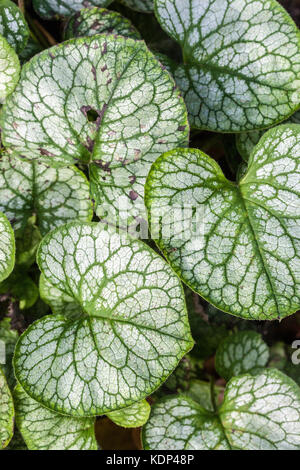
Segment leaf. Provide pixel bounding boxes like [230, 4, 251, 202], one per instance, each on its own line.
[0, 367, 14, 449]
[145, 124, 300, 320]
[107, 400, 151, 428]
[0, 154, 92, 236]
[0, 36, 188, 224]
[154, 0, 300, 132]
[14, 384, 97, 450]
[186, 380, 223, 412]
[143, 369, 300, 450]
[0, 33, 20, 103]
[215, 331, 269, 381]
[120, 0, 154, 13]
[14, 222, 193, 417]
[0, 0, 29, 53]
[64, 7, 141, 41]
[0, 211, 15, 284]
[142, 395, 229, 450]
[0, 318, 18, 388]
[32, 0, 113, 19]
[236, 109, 300, 161]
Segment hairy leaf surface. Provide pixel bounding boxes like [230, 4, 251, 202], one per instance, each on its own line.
[14, 222, 193, 416]
[14, 384, 97, 450]
[154, 0, 300, 132]
[107, 399, 151, 427]
[33, 0, 113, 19]
[0, 367, 14, 449]
[143, 369, 300, 450]
[215, 331, 269, 380]
[145, 125, 300, 320]
[0, 35, 188, 223]
[64, 7, 141, 40]
[0, 0, 29, 53]
[0, 212, 15, 283]
[0, 154, 92, 236]
[0, 33, 19, 103]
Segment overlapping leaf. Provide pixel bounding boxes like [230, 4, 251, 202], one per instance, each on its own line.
[143, 369, 300, 450]
[0, 35, 188, 224]
[0, 0, 29, 53]
[0, 33, 20, 103]
[14, 384, 97, 450]
[145, 125, 300, 320]
[64, 8, 141, 40]
[154, 0, 300, 132]
[0, 211, 15, 283]
[215, 331, 269, 380]
[107, 400, 150, 427]
[0, 154, 92, 236]
[14, 222, 193, 417]
[236, 109, 300, 161]
[0, 367, 14, 449]
[33, 0, 113, 19]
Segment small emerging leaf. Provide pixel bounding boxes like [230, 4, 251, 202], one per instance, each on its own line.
[14, 222, 193, 417]
[143, 369, 300, 450]
[215, 331, 269, 381]
[64, 7, 141, 41]
[145, 125, 300, 320]
[0, 367, 14, 449]
[14, 384, 97, 450]
[0, 211, 15, 284]
[154, 0, 300, 132]
[0, 0, 29, 53]
[107, 400, 151, 428]
[0, 33, 20, 103]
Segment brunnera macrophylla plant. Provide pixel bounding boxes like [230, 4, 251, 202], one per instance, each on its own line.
[0, 0, 300, 452]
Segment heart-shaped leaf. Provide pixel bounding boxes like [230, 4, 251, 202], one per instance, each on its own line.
[0, 33, 20, 103]
[0, 367, 14, 449]
[107, 399, 150, 428]
[0, 154, 92, 236]
[64, 7, 141, 41]
[0, 0, 29, 53]
[145, 124, 300, 320]
[120, 0, 154, 13]
[14, 222, 193, 416]
[0, 212, 15, 283]
[0, 35, 188, 224]
[143, 369, 300, 450]
[236, 109, 300, 161]
[154, 0, 300, 132]
[215, 331, 269, 381]
[33, 0, 113, 19]
[14, 384, 97, 450]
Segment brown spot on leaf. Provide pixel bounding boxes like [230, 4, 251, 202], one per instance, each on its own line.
[178, 125, 186, 131]
[38, 148, 55, 157]
[129, 175, 136, 184]
[94, 160, 111, 173]
[129, 190, 139, 201]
